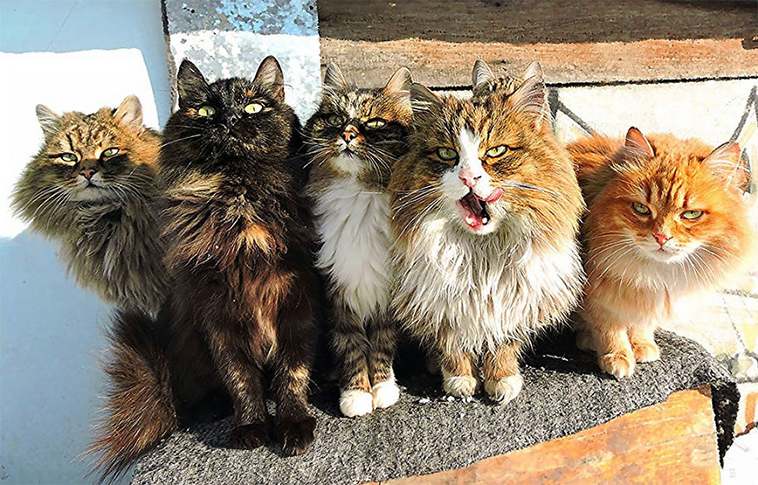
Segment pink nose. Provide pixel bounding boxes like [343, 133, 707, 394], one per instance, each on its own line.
[80, 168, 97, 180]
[652, 233, 669, 246]
[341, 125, 359, 143]
[459, 169, 481, 188]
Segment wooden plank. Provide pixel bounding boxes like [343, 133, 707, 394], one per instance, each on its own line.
[318, 0, 758, 87]
[372, 387, 719, 484]
[320, 37, 758, 88]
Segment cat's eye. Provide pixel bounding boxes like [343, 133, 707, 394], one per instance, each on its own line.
[681, 210, 703, 221]
[631, 202, 651, 215]
[244, 102, 265, 114]
[59, 153, 78, 165]
[485, 145, 507, 158]
[327, 114, 345, 126]
[436, 147, 459, 162]
[365, 118, 386, 130]
[102, 147, 119, 158]
[197, 106, 215, 117]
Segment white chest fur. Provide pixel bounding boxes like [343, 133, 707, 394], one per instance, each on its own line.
[313, 176, 393, 320]
[393, 217, 582, 353]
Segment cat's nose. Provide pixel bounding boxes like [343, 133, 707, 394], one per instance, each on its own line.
[341, 125, 359, 143]
[225, 112, 240, 126]
[80, 168, 98, 180]
[652, 233, 670, 246]
[459, 169, 481, 188]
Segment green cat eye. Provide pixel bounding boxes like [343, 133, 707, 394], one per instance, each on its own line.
[59, 153, 78, 164]
[197, 106, 215, 117]
[244, 102, 265, 114]
[365, 118, 386, 129]
[327, 114, 345, 126]
[485, 145, 507, 158]
[681, 210, 703, 221]
[436, 147, 458, 162]
[102, 147, 119, 158]
[631, 202, 651, 215]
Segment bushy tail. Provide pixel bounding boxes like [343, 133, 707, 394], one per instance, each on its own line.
[90, 309, 178, 482]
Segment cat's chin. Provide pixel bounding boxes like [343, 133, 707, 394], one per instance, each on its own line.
[71, 186, 110, 202]
[642, 247, 690, 264]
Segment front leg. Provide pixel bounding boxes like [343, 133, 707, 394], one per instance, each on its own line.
[628, 323, 660, 363]
[482, 340, 523, 405]
[272, 286, 318, 456]
[368, 314, 400, 409]
[331, 306, 373, 417]
[206, 326, 270, 449]
[437, 329, 479, 398]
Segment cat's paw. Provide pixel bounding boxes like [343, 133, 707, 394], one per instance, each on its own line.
[632, 341, 660, 363]
[442, 371, 479, 398]
[484, 374, 523, 405]
[372, 379, 400, 409]
[339, 389, 374, 417]
[277, 416, 316, 456]
[228, 421, 269, 449]
[575, 329, 595, 352]
[598, 351, 635, 378]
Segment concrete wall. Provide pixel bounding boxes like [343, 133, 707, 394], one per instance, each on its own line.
[0, 1, 170, 483]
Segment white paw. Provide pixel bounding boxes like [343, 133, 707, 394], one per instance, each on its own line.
[442, 370, 479, 398]
[339, 389, 374, 417]
[372, 380, 400, 409]
[484, 374, 523, 405]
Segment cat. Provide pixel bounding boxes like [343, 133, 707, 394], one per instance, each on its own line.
[92, 57, 321, 479]
[570, 127, 756, 378]
[389, 61, 584, 404]
[303, 62, 412, 417]
[11, 95, 167, 314]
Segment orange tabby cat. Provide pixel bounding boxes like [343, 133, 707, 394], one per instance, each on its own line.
[570, 127, 756, 378]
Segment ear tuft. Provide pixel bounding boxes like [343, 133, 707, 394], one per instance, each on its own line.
[703, 141, 748, 190]
[410, 83, 442, 115]
[508, 74, 547, 128]
[36, 104, 61, 138]
[384, 67, 412, 96]
[254, 56, 285, 101]
[177, 59, 208, 106]
[624, 127, 655, 158]
[114, 95, 143, 134]
[323, 61, 349, 91]
[522, 61, 543, 81]
[472, 60, 494, 91]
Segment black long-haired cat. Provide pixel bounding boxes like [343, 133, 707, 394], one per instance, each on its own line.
[92, 57, 321, 480]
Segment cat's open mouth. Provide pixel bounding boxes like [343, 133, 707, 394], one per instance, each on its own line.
[457, 190, 490, 230]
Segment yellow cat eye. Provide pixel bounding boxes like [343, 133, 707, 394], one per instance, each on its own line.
[102, 147, 119, 158]
[436, 147, 459, 162]
[681, 210, 703, 221]
[631, 202, 651, 215]
[365, 118, 386, 129]
[59, 153, 78, 164]
[244, 102, 265, 114]
[327, 114, 345, 126]
[485, 145, 507, 158]
[197, 106, 215, 117]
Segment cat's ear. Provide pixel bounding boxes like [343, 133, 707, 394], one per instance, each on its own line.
[114, 95, 143, 134]
[624, 127, 655, 158]
[324, 61, 349, 91]
[410, 83, 442, 116]
[522, 61, 543, 81]
[384, 67, 412, 96]
[177, 60, 208, 107]
[508, 74, 547, 129]
[472, 60, 494, 91]
[254, 56, 285, 102]
[36, 104, 61, 138]
[703, 141, 748, 191]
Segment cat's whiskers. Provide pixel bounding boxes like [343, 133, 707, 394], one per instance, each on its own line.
[159, 133, 203, 149]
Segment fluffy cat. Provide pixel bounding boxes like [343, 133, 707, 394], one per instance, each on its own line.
[92, 58, 321, 479]
[570, 128, 756, 378]
[389, 62, 584, 404]
[304, 62, 412, 417]
[11, 96, 167, 314]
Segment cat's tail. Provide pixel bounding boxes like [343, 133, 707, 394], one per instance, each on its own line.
[90, 308, 178, 482]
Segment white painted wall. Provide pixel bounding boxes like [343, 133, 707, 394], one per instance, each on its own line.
[0, 1, 170, 483]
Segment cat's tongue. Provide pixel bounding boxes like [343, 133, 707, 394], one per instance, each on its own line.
[457, 191, 489, 230]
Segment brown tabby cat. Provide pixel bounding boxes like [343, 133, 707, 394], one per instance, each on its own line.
[92, 57, 321, 479]
[304, 62, 412, 417]
[11, 96, 167, 313]
[390, 62, 584, 404]
[571, 128, 756, 377]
